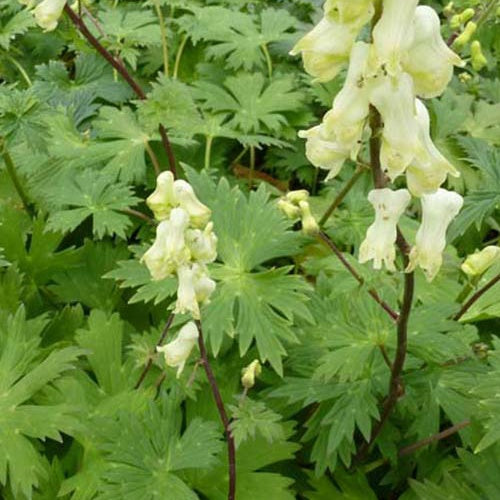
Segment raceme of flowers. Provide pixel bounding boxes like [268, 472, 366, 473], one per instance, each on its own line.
[142, 172, 217, 320]
[293, 0, 466, 281]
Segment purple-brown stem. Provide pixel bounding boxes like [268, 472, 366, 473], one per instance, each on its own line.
[195, 320, 236, 500]
[454, 273, 500, 321]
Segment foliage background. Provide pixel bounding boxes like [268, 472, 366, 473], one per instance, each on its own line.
[0, 0, 499, 498]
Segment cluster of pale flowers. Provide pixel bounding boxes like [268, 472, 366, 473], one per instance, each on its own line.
[293, 0, 467, 281]
[142, 173, 217, 377]
[278, 189, 319, 236]
[19, 0, 66, 31]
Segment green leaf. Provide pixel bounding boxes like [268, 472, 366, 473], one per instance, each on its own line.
[0, 9, 34, 50]
[45, 169, 139, 238]
[194, 73, 304, 134]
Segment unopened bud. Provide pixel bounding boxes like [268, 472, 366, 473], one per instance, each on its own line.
[459, 72, 472, 83]
[241, 359, 262, 389]
[461, 246, 500, 276]
[299, 201, 319, 236]
[278, 199, 301, 219]
[450, 14, 461, 29]
[459, 8, 475, 24]
[286, 190, 309, 205]
[453, 21, 477, 48]
[471, 40, 487, 71]
[443, 2, 455, 16]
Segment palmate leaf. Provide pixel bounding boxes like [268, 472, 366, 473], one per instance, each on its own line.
[194, 73, 304, 134]
[187, 168, 313, 374]
[0, 308, 83, 499]
[46, 169, 139, 239]
[96, 395, 222, 500]
[0, 9, 34, 50]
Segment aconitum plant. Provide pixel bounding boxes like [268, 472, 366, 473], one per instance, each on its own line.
[1, 1, 499, 499]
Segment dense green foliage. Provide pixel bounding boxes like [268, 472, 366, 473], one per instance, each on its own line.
[0, 0, 499, 498]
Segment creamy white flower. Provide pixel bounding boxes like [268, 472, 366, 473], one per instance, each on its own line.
[461, 246, 500, 277]
[185, 222, 218, 264]
[370, 72, 420, 179]
[403, 6, 464, 98]
[407, 189, 463, 281]
[175, 265, 199, 318]
[34, 0, 66, 32]
[241, 359, 262, 389]
[372, 0, 418, 74]
[146, 171, 176, 221]
[175, 263, 216, 319]
[298, 125, 350, 180]
[324, 0, 375, 26]
[359, 189, 411, 271]
[156, 321, 199, 378]
[299, 201, 319, 236]
[406, 100, 459, 197]
[323, 42, 371, 153]
[173, 180, 211, 229]
[142, 208, 191, 281]
[278, 199, 301, 219]
[286, 190, 309, 205]
[290, 17, 357, 82]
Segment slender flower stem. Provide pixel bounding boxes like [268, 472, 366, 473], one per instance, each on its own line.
[249, 146, 256, 188]
[120, 208, 157, 226]
[153, 0, 169, 77]
[63, 4, 177, 177]
[454, 273, 500, 321]
[195, 320, 236, 500]
[261, 43, 273, 78]
[205, 135, 214, 170]
[4, 53, 32, 87]
[173, 35, 188, 80]
[316, 231, 399, 322]
[319, 165, 367, 227]
[144, 141, 161, 176]
[2, 144, 35, 217]
[135, 313, 175, 389]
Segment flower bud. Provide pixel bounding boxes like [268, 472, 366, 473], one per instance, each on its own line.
[459, 8, 475, 24]
[192, 263, 216, 306]
[407, 189, 463, 281]
[471, 40, 487, 71]
[33, 0, 66, 31]
[157, 321, 198, 378]
[173, 180, 211, 228]
[359, 189, 411, 271]
[286, 190, 309, 205]
[241, 359, 262, 389]
[443, 2, 455, 17]
[461, 246, 500, 277]
[299, 201, 319, 236]
[278, 199, 301, 219]
[450, 14, 461, 29]
[453, 21, 477, 48]
[146, 171, 176, 221]
[459, 72, 472, 83]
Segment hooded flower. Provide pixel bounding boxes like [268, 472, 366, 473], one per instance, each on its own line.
[461, 246, 500, 277]
[277, 199, 301, 219]
[290, 17, 358, 82]
[299, 201, 319, 236]
[323, 42, 371, 153]
[407, 188, 463, 281]
[156, 321, 199, 378]
[185, 222, 218, 264]
[192, 263, 216, 306]
[241, 359, 262, 389]
[298, 125, 350, 180]
[146, 171, 176, 221]
[359, 188, 411, 271]
[406, 100, 459, 197]
[324, 0, 375, 26]
[175, 263, 215, 319]
[372, 0, 418, 75]
[34, 0, 66, 32]
[142, 208, 191, 281]
[403, 6, 464, 98]
[173, 180, 211, 228]
[370, 72, 421, 179]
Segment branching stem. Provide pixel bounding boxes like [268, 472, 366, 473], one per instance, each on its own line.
[195, 321, 236, 500]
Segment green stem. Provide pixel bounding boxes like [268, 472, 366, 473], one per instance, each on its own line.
[249, 146, 256, 188]
[173, 35, 188, 80]
[231, 146, 249, 166]
[153, 0, 169, 77]
[204, 135, 213, 170]
[4, 54, 32, 87]
[261, 43, 273, 78]
[1, 144, 35, 217]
